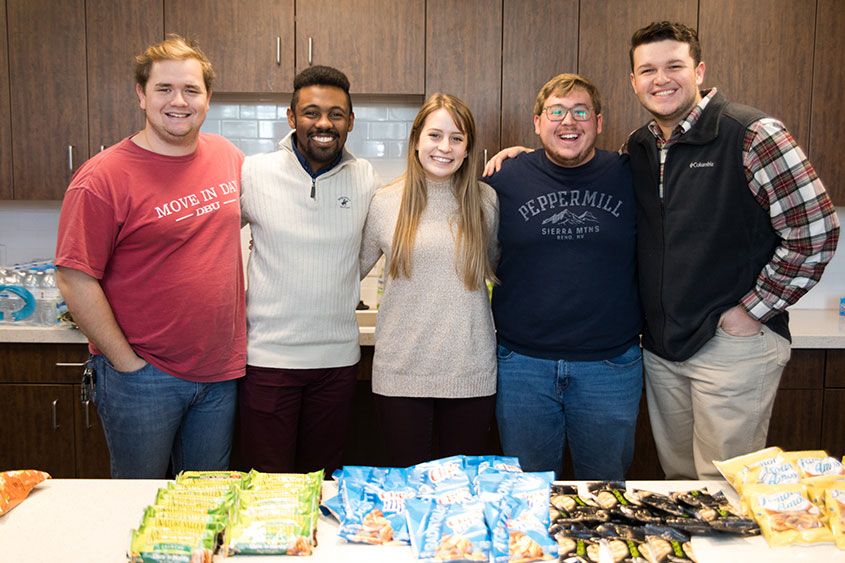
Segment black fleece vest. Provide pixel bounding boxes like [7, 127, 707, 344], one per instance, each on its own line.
[628, 91, 789, 361]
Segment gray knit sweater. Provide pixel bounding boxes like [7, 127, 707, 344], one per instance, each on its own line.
[359, 178, 499, 398]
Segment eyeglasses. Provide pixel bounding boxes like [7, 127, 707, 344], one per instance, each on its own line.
[542, 104, 594, 122]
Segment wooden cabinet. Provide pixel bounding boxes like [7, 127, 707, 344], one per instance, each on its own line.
[699, 0, 816, 149]
[0, 344, 110, 478]
[165, 0, 293, 94]
[767, 349, 825, 452]
[6, 0, 88, 199]
[578, 0, 698, 153]
[500, 0, 578, 150]
[297, 0, 424, 95]
[426, 0, 501, 171]
[811, 0, 845, 204]
[86, 0, 163, 154]
[0, 0, 12, 199]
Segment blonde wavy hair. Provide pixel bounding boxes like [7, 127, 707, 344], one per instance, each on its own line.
[388, 93, 496, 290]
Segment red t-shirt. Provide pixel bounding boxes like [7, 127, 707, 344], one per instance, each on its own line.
[56, 134, 246, 382]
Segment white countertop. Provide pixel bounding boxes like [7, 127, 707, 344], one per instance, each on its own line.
[1, 308, 843, 348]
[0, 478, 842, 563]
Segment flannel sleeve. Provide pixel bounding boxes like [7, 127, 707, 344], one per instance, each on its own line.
[740, 118, 840, 321]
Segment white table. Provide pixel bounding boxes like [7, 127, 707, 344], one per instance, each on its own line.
[0, 479, 842, 562]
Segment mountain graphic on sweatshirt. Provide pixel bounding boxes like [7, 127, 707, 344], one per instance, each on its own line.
[541, 209, 599, 226]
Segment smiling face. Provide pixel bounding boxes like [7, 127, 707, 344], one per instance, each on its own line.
[414, 108, 469, 182]
[287, 85, 354, 171]
[534, 88, 602, 168]
[630, 39, 705, 137]
[136, 58, 210, 156]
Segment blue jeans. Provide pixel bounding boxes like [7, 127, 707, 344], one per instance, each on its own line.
[91, 354, 237, 479]
[495, 344, 642, 480]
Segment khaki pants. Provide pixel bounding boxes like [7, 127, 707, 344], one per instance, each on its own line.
[644, 325, 791, 479]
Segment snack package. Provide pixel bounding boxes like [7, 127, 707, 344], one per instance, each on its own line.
[826, 485, 845, 550]
[745, 483, 833, 547]
[669, 489, 759, 536]
[713, 446, 783, 493]
[337, 479, 417, 544]
[406, 497, 491, 562]
[129, 525, 218, 563]
[586, 482, 662, 526]
[0, 469, 50, 516]
[548, 484, 610, 532]
[641, 525, 696, 563]
[224, 514, 317, 555]
[486, 495, 557, 563]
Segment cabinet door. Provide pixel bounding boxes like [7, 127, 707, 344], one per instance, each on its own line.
[699, 0, 815, 149]
[810, 0, 845, 205]
[579, 0, 697, 153]
[826, 349, 845, 388]
[0, 0, 12, 199]
[165, 0, 293, 93]
[0, 385, 76, 478]
[821, 389, 845, 457]
[86, 0, 163, 154]
[74, 388, 111, 478]
[501, 0, 578, 150]
[426, 0, 501, 170]
[297, 0, 424, 95]
[6, 0, 88, 199]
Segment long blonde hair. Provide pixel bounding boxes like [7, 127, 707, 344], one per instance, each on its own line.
[388, 93, 496, 290]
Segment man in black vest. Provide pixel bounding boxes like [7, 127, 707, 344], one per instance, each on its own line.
[627, 21, 839, 479]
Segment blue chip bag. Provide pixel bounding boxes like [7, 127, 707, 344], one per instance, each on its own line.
[486, 495, 557, 563]
[337, 479, 416, 544]
[406, 497, 491, 562]
[478, 471, 555, 528]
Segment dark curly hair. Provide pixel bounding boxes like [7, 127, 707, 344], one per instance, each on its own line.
[290, 65, 352, 113]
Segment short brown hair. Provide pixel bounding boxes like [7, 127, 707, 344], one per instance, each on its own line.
[135, 34, 215, 92]
[534, 73, 602, 117]
[630, 21, 701, 70]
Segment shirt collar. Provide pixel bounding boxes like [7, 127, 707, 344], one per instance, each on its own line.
[647, 87, 717, 141]
[291, 134, 344, 178]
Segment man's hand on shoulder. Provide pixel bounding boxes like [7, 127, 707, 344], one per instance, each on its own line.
[718, 304, 762, 337]
[482, 146, 532, 177]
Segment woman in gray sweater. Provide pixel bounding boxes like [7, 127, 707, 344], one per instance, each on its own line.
[359, 93, 499, 467]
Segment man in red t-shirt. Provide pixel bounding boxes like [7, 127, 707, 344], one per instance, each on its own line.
[55, 35, 246, 478]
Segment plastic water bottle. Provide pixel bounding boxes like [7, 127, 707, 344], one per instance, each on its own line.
[23, 269, 44, 325]
[40, 268, 62, 326]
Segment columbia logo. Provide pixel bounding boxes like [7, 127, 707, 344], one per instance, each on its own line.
[337, 196, 351, 208]
[689, 161, 715, 168]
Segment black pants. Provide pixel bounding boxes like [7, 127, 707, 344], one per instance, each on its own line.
[374, 393, 496, 467]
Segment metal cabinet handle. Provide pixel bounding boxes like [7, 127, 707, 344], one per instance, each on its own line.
[308, 37, 312, 66]
[56, 362, 86, 367]
[83, 400, 92, 429]
[67, 146, 74, 170]
[483, 149, 488, 167]
[52, 399, 59, 430]
[99, 145, 105, 152]
[276, 37, 281, 65]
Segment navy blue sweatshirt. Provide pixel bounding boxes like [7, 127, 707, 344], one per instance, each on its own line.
[485, 149, 641, 361]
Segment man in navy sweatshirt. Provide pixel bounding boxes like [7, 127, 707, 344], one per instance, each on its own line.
[483, 74, 642, 480]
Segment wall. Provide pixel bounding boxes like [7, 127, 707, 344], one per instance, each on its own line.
[1, 94, 843, 310]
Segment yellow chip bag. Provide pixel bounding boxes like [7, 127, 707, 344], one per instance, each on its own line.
[713, 446, 783, 493]
[826, 485, 845, 550]
[746, 483, 833, 547]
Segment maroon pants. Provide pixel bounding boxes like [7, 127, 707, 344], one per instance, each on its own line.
[374, 393, 496, 467]
[237, 363, 358, 476]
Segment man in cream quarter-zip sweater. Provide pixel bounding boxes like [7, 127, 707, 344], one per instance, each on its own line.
[238, 66, 380, 477]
